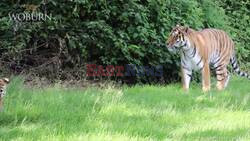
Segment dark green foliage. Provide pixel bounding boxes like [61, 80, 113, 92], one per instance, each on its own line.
[0, 0, 249, 83]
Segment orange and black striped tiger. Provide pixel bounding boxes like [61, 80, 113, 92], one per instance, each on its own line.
[166, 25, 249, 92]
[0, 78, 10, 111]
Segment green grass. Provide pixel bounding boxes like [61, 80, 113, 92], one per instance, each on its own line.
[0, 77, 250, 141]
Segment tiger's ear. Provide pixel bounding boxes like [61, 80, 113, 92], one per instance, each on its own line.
[183, 27, 191, 34]
[3, 78, 9, 84]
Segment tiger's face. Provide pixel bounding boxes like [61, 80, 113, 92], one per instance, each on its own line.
[0, 78, 10, 110]
[167, 25, 189, 53]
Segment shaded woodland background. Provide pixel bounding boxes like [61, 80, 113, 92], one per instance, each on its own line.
[0, 0, 249, 84]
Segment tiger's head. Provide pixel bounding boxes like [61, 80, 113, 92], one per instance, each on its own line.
[166, 25, 191, 53]
[0, 78, 10, 110]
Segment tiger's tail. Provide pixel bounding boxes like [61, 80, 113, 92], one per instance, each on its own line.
[230, 55, 250, 79]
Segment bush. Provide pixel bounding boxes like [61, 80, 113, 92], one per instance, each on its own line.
[0, 0, 249, 83]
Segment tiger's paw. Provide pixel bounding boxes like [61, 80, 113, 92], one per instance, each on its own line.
[202, 87, 210, 93]
[216, 83, 224, 91]
[182, 86, 189, 93]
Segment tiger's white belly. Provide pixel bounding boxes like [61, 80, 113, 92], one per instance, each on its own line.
[181, 51, 204, 71]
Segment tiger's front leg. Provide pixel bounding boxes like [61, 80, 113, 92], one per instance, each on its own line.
[0, 98, 3, 112]
[181, 67, 192, 91]
[202, 62, 211, 92]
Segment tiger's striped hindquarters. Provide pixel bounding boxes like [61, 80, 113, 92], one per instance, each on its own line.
[0, 78, 10, 111]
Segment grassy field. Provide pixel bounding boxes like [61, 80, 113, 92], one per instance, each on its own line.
[0, 77, 250, 141]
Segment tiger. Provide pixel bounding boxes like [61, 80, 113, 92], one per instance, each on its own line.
[0, 78, 10, 111]
[166, 25, 249, 92]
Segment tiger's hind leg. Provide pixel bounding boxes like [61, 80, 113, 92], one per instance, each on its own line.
[0, 98, 2, 112]
[216, 67, 229, 91]
[224, 72, 230, 88]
